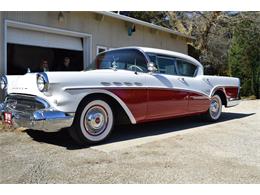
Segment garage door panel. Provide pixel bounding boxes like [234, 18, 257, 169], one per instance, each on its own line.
[7, 27, 83, 51]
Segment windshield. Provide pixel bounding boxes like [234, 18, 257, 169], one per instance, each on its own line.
[89, 49, 148, 72]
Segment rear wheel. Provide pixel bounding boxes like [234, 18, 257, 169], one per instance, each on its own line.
[69, 99, 114, 145]
[204, 94, 222, 121]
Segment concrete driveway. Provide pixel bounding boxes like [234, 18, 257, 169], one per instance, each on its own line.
[0, 100, 259, 183]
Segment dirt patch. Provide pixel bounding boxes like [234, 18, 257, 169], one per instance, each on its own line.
[0, 121, 26, 133]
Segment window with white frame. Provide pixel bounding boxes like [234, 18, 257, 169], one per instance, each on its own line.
[96, 46, 108, 55]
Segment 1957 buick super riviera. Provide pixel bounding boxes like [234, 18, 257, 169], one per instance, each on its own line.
[0, 47, 240, 144]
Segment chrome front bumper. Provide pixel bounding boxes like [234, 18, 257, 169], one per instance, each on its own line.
[0, 95, 74, 132]
[226, 98, 241, 107]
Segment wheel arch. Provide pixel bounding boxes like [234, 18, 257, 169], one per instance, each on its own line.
[75, 90, 136, 125]
[212, 88, 227, 107]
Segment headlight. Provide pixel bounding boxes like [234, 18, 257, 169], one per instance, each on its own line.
[0, 76, 7, 90]
[37, 73, 49, 92]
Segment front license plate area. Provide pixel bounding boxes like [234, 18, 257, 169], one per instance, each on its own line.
[4, 112, 12, 125]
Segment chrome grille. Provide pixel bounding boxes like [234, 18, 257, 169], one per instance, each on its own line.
[5, 94, 49, 115]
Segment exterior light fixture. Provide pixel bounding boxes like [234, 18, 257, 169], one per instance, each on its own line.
[58, 12, 64, 23]
[128, 24, 136, 36]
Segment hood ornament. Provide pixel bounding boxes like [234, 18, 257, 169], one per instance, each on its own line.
[112, 57, 118, 71]
[112, 61, 117, 71]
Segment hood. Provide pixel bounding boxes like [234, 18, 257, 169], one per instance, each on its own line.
[7, 73, 40, 96]
[6, 69, 139, 96]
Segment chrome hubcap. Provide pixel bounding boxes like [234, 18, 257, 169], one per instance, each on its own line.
[210, 98, 220, 119]
[84, 106, 108, 135]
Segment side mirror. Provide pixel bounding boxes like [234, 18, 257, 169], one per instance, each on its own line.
[147, 62, 157, 73]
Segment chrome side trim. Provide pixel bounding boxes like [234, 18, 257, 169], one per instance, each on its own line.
[210, 85, 239, 97]
[210, 86, 225, 97]
[64, 86, 210, 98]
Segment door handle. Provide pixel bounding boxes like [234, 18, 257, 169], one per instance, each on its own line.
[203, 78, 210, 83]
[178, 77, 185, 82]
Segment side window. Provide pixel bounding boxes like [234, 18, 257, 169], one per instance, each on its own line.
[157, 56, 177, 75]
[176, 60, 197, 77]
[96, 46, 108, 55]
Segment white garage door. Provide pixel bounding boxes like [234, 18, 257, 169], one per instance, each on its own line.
[7, 27, 83, 51]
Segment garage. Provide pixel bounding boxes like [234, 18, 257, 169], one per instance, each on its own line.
[6, 21, 90, 75]
[6, 27, 84, 74]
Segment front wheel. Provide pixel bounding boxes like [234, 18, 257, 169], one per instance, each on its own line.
[69, 99, 114, 145]
[204, 94, 222, 121]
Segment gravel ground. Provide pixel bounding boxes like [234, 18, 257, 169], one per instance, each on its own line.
[0, 100, 259, 183]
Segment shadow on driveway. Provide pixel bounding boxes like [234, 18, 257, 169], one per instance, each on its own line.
[25, 112, 254, 150]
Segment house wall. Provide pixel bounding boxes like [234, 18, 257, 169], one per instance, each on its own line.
[0, 11, 188, 76]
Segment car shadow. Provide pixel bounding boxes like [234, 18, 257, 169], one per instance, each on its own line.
[25, 112, 255, 150]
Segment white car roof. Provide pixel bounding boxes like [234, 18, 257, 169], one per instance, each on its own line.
[107, 46, 204, 76]
[111, 46, 203, 68]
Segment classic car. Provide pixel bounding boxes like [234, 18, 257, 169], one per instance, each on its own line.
[0, 47, 240, 144]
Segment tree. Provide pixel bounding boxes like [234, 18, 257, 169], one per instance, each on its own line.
[165, 11, 233, 75]
[228, 13, 260, 98]
[120, 11, 260, 98]
[120, 11, 169, 27]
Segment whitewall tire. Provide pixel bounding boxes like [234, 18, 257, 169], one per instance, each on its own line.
[204, 94, 222, 121]
[69, 99, 114, 145]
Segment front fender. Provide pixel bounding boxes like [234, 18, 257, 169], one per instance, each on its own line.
[64, 88, 136, 124]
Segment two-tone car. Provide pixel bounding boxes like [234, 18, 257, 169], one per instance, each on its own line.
[0, 47, 240, 144]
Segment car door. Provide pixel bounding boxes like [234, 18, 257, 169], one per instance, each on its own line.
[175, 60, 210, 113]
[145, 55, 189, 120]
